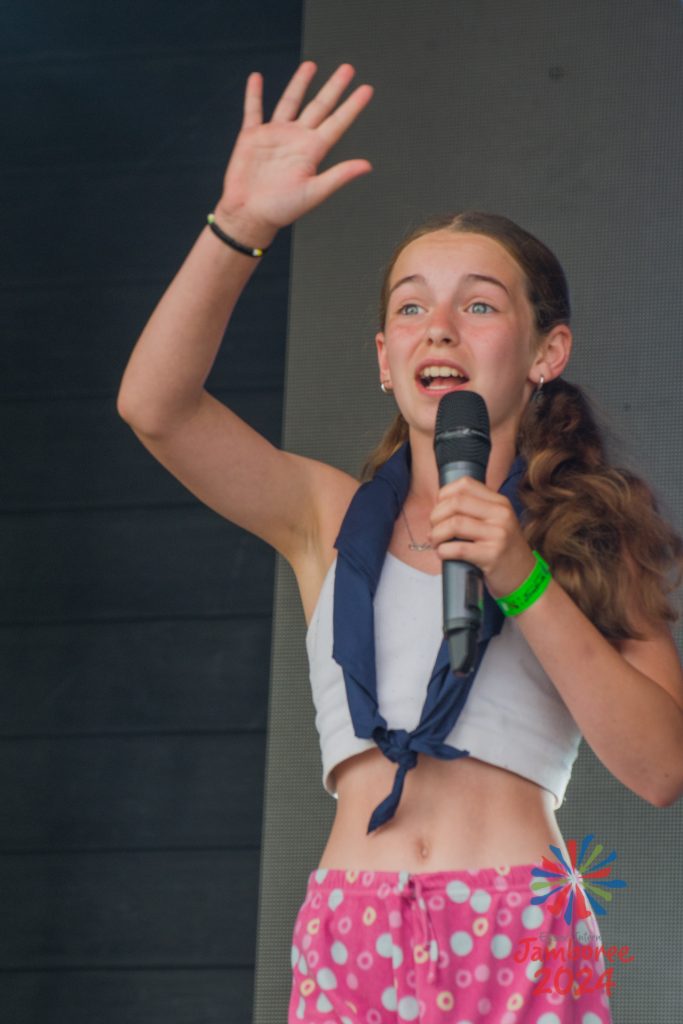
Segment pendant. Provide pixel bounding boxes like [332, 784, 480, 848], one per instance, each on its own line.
[408, 542, 433, 551]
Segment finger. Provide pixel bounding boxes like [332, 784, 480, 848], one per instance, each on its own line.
[317, 83, 374, 149]
[242, 72, 263, 129]
[440, 477, 500, 503]
[431, 515, 492, 546]
[432, 490, 509, 528]
[305, 158, 373, 207]
[431, 493, 498, 529]
[271, 60, 318, 122]
[297, 62, 357, 128]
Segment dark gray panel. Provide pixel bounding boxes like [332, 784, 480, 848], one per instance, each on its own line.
[2, 1, 299, 56]
[0, 273, 287, 400]
[0, 166, 285, 285]
[3, 389, 283, 509]
[0, 849, 260, 967]
[0, 970, 254, 1024]
[2, 45, 298, 175]
[1, 507, 275, 622]
[0, 734, 265, 850]
[2, 1, 302, 1022]
[0, 618, 270, 735]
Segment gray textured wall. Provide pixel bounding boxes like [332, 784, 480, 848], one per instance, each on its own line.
[255, 2, 683, 1022]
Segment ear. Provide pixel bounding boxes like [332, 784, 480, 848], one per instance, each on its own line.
[375, 330, 389, 379]
[531, 323, 572, 384]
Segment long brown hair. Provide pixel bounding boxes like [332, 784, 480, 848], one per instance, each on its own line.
[360, 212, 682, 640]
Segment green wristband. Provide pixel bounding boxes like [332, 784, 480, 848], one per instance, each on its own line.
[495, 551, 551, 616]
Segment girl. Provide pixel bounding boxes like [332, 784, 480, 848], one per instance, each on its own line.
[117, 61, 683, 1024]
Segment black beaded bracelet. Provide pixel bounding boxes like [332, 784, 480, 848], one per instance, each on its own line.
[206, 213, 269, 258]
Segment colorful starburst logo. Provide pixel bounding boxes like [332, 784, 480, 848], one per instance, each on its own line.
[529, 833, 627, 926]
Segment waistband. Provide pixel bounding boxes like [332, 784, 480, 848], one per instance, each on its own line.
[307, 861, 538, 894]
[306, 862, 542, 986]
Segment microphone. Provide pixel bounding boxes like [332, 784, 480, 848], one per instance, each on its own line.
[433, 391, 491, 676]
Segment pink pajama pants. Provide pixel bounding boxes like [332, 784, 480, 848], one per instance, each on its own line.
[288, 863, 614, 1024]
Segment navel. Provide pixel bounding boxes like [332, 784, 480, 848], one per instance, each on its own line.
[417, 839, 431, 861]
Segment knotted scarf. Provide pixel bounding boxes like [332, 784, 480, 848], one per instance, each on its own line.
[332, 439, 526, 834]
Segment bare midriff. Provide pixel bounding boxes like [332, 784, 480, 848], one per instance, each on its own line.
[317, 746, 570, 874]
[302, 471, 572, 877]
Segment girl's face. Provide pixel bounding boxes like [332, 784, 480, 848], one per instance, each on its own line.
[376, 230, 551, 444]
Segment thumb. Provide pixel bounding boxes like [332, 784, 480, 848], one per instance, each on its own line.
[306, 159, 373, 208]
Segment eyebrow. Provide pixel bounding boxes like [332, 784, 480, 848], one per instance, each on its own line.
[388, 273, 425, 296]
[464, 273, 511, 295]
[388, 272, 511, 297]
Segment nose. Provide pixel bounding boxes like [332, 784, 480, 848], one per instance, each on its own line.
[427, 306, 458, 346]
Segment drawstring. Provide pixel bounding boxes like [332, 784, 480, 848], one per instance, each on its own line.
[402, 875, 439, 985]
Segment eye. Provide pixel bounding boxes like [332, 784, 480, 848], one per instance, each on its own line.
[467, 301, 495, 314]
[397, 302, 423, 315]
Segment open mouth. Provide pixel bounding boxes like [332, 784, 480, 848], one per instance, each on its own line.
[416, 367, 470, 393]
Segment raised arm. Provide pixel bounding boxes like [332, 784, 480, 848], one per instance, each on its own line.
[117, 62, 373, 563]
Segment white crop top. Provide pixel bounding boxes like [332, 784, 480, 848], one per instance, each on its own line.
[306, 552, 583, 811]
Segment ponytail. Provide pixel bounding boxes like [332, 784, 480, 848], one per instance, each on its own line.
[359, 412, 408, 483]
[517, 378, 682, 640]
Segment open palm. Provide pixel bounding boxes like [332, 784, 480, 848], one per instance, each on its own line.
[218, 62, 374, 233]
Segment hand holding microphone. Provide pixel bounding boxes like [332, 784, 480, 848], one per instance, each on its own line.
[432, 391, 537, 675]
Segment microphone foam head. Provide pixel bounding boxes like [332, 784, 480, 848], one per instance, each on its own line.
[434, 391, 491, 470]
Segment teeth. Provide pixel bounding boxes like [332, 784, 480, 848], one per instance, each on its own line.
[419, 365, 465, 379]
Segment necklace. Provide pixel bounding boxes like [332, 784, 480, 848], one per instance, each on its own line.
[400, 505, 433, 551]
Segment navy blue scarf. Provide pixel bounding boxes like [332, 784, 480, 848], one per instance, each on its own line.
[332, 439, 526, 834]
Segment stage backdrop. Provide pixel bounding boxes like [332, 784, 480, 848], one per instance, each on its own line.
[0, 2, 301, 1022]
[254, 1, 683, 1022]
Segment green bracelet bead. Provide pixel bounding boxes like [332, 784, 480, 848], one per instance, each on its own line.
[495, 551, 551, 616]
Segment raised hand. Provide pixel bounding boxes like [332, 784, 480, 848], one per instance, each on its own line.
[214, 62, 374, 243]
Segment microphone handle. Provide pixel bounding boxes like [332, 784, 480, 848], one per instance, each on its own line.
[439, 460, 487, 676]
[443, 560, 483, 675]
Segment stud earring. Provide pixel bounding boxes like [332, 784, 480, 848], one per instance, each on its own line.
[380, 379, 393, 395]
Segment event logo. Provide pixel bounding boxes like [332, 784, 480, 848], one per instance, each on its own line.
[529, 833, 627, 926]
